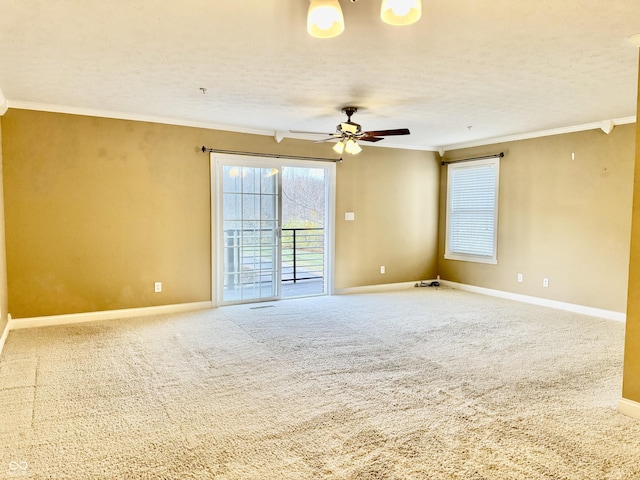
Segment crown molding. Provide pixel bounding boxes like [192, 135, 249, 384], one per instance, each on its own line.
[0, 88, 7, 116]
[7, 100, 274, 137]
[627, 33, 640, 48]
[7, 100, 440, 152]
[437, 116, 637, 153]
[4, 100, 635, 155]
[362, 140, 438, 152]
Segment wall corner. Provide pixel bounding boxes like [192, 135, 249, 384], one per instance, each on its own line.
[622, 51, 640, 404]
[0, 114, 7, 336]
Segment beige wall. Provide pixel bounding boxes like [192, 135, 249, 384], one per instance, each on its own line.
[335, 147, 440, 288]
[1, 109, 440, 318]
[623, 57, 640, 403]
[2, 110, 211, 317]
[1, 108, 632, 320]
[0, 119, 7, 333]
[439, 125, 636, 313]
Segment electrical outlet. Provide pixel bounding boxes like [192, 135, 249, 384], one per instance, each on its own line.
[380, 266, 385, 274]
[543, 278, 549, 288]
[154, 282, 162, 293]
[517, 273, 523, 283]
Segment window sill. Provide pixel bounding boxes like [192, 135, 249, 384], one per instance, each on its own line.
[444, 253, 498, 265]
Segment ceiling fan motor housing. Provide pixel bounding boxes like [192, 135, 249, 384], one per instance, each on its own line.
[338, 121, 361, 135]
[339, 106, 361, 135]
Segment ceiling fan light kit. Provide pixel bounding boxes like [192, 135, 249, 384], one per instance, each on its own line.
[345, 138, 363, 155]
[307, 0, 421, 38]
[332, 138, 361, 155]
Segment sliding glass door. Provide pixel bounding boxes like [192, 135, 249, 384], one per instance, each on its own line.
[213, 154, 335, 306]
[218, 162, 280, 303]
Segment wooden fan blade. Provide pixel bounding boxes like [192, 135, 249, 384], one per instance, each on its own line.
[359, 136, 384, 143]
[362, 128, 410, 137]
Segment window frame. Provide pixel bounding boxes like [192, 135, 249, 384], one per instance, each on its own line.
[444, 156, 500, 265]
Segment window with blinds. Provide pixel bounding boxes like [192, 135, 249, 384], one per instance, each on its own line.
[445, 157, 500, 264]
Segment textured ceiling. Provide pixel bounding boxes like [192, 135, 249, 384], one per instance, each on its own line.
[1, 0, 639, 152]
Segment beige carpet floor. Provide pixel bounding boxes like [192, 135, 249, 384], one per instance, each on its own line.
[1, 287, 640, 479]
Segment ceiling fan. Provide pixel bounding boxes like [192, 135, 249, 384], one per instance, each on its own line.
[291, 107, 410, 155]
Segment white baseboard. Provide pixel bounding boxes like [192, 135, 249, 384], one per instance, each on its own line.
[618, 398, 640, 419]
[439, 280, 626, 322]
[8, 301, 213, 330]
[334, 281, 421, 295]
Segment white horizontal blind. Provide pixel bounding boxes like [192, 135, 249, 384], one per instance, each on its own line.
[446, 158, 499, 263]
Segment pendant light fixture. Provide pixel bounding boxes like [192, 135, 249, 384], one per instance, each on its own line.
[380, 0, 422, 26]
[307, 0, 345, 39]
[307, 0, 422, 38]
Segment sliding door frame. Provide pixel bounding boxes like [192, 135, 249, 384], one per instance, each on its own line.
[210, 153, 336, 306]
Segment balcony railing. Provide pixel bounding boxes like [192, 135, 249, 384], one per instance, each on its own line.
[222, 227, 325, 288]
[281, 227, 324, 283]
